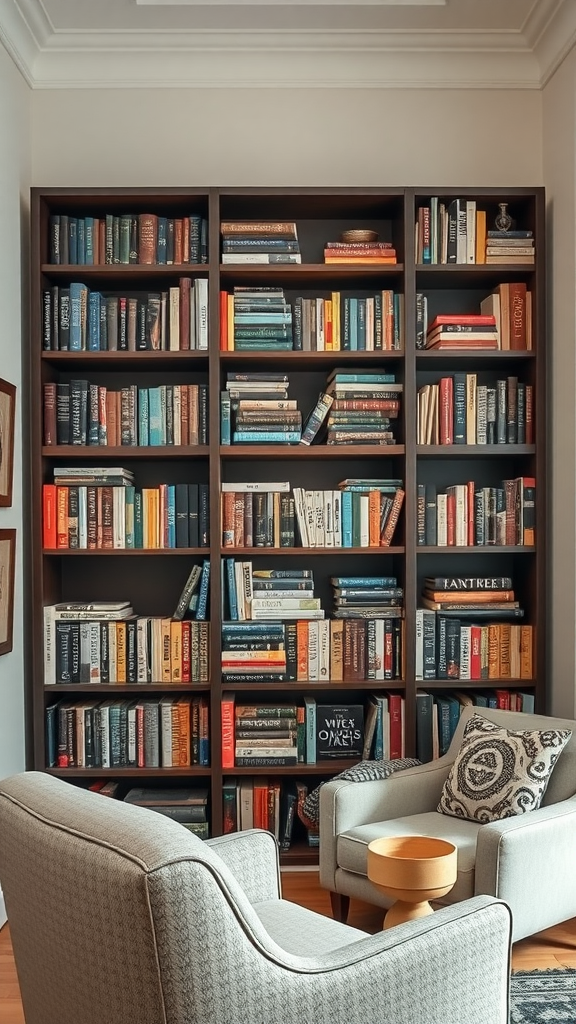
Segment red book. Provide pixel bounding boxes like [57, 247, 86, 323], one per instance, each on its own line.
[179, 277, 191, 351]
[446, 492, 456, 546]
[221, 693, 235, 769]
[43, 484, 57, 548]
[181, 621, 191, 683]
[439, 377, 453, 444]
[138, 214, 158, 265]
[429, 314, 496, 327]
[508, 282, 527, 350]
[384, 622, 394, 678]
[388, 693, 403, 759]
[470, 625, 482, 680]
[525, 384, 534, 444]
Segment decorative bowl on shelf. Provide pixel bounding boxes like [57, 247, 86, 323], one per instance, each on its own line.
[340, 229, 378, 243]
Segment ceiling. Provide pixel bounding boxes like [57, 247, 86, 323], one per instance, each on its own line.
[0, 0, 574, 89]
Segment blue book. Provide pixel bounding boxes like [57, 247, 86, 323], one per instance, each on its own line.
[330, 372, 397, 383]
[342, 297, 351, 350]
[138, 389, 149, 446]
[304, 696, 316, 764]
[157, 217, 168, 264]
[84, 217, 94, 265]
[357, 298, 366, 350]
[134, 491, 143, 549]
[349, 297, 358, 351]
[69, 283, 86, 350]
[167, 485, 176, 548]
[232, 431, 301, 443]
[234, 313, 292, 324]
[220, 392, 231, 445]
[331, 576, 398, 587]
[125, 486, 135, 548]
[195, 560, 211, 621]
[148, 388, 163, 446]
[222, 621, 284, 635]
[77, 218, 86, 265]
[68, 218, 78, 264]
[226, 558, 238, 620]
[341, 491, 353, 548]
[87, 292, 101, 351]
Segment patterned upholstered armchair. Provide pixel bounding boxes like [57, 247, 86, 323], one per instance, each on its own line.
[0, 771, 511, 1024]
[320, 705, 576, 942]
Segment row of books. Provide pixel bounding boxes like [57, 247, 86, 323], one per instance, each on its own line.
[416, 688, 536, 763]
[416, 477, 535, 547]
[123, 785, 209, 838]
[220, 481, 405, 549]
[222, 696, 404, 768]
[219, 289, 404, 352]
[45, 608, 210, 687]
[43, 381, 209, 447]
[49, 212, 208, 266]
[416, 613, 533, 682]
[45, 694, 210, 769]
[220, 607, 403, 681]
[417, 374, 533, 447]
[43, 476, 210, 550]
[415, 199, 535, 266]
[416, 283, 531, 351]
[42, 279, 209, 352]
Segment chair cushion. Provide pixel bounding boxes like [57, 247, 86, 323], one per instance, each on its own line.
[438, 713, 573, 823]
[336, 811, 480, 903]
[253, 899, 368, 956]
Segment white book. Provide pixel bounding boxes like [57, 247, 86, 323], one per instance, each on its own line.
[314, 490, 324, 546]
[292, 487, 309, 547]
[137, 617, 149, 683]
[460, 625, 471, 680]
[318, 620, 330, 681]
[316, 297, 325, 351]
[239, 780, 254, 830]
[195, 278, 209, 350]
[455, 483, 468, 546]
[98, 703, 111, 769]
[79, 622, 91, 683]
[466, 373, 477, 445]
[113, 487, 126, 548]
[108, 622, 117, 684]
[89, 621, 101, 684]
[169, 286, 180, 351]
[360, 493, 370, 547]
[333, 490, 342, 547]
[375, 619, 385, 680]
[304, 490, 315, 548]
[365, 296, 375, 350]
[221, 481, 290, 493]
[242, 561, 253, 620]
[437, 492, 448, 546]
[222, 253, 301, 264]
[189, 283, 196, 349]
[127, 703, 137, 766]
[44, 605, 56, 685]
[466, 200, 476, 263]
[415, 609, 424, 681]
[476, 385, 488, 444]
[251, 608, 325, 620]
[324, 491, 333, 548]
[160, 696, 174, 768]
[53, 608, 134, 621]
[173, 386, 182, 446]
[307, 620, 319, 680]
[152, 618, 163, 682]
[251, 598, 322, 610]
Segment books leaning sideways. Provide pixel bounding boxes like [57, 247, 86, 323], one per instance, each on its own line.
[324, 368, 402, 444]
[124, 786, 209, 838]
[220, 221, 301, 264]
[223, 372, 302, 444]
[485, 230, 535, 265]
[323, 241, 397, 265]
[425, 314, 499, 351]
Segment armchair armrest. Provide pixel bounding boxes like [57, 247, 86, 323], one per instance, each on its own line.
[206, 828, 281, 903]
[475, 795, 576, 941]
[319, 758, 453, 891]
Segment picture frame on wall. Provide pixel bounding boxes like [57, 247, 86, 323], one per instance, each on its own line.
[0, 529, 15, 656]
[0, 378, 16, 507]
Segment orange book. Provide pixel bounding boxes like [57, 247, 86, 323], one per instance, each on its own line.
[170, 621, 182, 683]
[221, 693, 235, 769]
[227, 293, 234, 350]
[423, 590, 515, 603]
[488, 624, 501, 678]
[188, 384, 199, 446]
[475, 209, 486, 264]
[181, 621, 191, 683]
[174, 219, 183, 265]
[380, 488, 405, 547]
[382, 289, 394, 349]
[520, 625, 533, 679]
[115, 622, 127, 683]
[297, 621, 309, 680]
[219, 290, 228, 351]
[177, 696, 191, 766]
[508, 282, 528, 350]
[522, 477, 536, 546]
[222, 492, 236, 547]
[499, 623, 512, 678]
[470, 625, 482, 680]
[56, 486, 68, 548]
[510, 624, 521, 679]
[330, 620, 344, 681]
[368, 489, 381, 547]
[43, 483, 57, 549]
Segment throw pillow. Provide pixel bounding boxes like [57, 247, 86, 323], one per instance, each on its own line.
[438, 713, 572, 823]
[301, 757, 422, 829]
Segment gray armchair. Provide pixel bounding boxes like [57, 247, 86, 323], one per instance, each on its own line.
[320, 705, 576, 942]
[0, 771, 511, 1024]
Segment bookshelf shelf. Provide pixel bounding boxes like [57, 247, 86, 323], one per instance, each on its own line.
[29, 184, 546, 862]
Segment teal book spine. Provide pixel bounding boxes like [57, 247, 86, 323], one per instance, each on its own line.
[77, 218, 86, 265]
[125, 485, 135, 548]
[134, 491, 143, 549]
[220, 392, 231, 445]
[84, 217, 94, 266]
[232, 431, 300, 443]
[357, 298, 366, 350]
[341, 491, 353, 547]
[138, 388, 149, 446]
[148, 388, 163, 445]
[226, 558, 238, 620]
[331, 373, 397, 383]
[349, 297, 358, 351]
[167, 485, 176, 548]
[304, 697, 316, 764]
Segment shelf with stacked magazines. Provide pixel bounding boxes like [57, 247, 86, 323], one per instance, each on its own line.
[28, 185, 546, 863]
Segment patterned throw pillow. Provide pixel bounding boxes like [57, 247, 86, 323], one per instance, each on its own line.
[301, 757, 422, 829]
[438, 713, 572, 823]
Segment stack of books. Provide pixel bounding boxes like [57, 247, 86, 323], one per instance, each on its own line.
[224, 562, 323, 622]
[324, 369, 402, 444]
[233, 704, 299, 768]
[323, 241, 397, 265]
[222, 372, 301, 444]
[221, 286, 294, 352]
[331, 575, 404, 620]
[220, 221, 301, 264]
[485, 230, 535, 265]
[425, 314, 499, 350]
[123, 786, 209, 839]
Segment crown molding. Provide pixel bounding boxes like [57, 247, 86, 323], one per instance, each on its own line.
[0, 0, 571, 90]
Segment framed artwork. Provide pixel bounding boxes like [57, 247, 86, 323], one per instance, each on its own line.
[0, 378, 16, 507]
[0, 529, 16, 656]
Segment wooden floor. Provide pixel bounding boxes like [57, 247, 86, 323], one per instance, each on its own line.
[1, 871, 576, 1023]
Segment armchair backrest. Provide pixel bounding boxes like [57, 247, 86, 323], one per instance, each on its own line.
[0, 772, 264, 1024]
[446, 706, 576, 805]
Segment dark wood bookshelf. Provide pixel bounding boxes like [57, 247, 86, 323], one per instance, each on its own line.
[28, 185, 546, 865]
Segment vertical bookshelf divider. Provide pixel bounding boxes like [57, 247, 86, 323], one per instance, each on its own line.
[28, 186, 546, 862]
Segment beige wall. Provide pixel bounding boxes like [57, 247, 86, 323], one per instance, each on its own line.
[31, 88, 542, 187]
[543, 49, 576, 717]
[0, 45, 30, 782]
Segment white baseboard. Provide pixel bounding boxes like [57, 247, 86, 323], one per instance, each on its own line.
[0, 887, 6, 930]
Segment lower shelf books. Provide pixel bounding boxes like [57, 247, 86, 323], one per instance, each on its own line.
[222, 776, 319, 851]
[416, 688, 536, 762]
[124, 785, 209, 838]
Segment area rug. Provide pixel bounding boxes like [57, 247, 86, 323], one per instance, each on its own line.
[510, 968, 576, 1023]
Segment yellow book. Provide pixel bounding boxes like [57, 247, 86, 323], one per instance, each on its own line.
[115, 621, 127, 684]
[170, 620, 182, 682]
[331, 291, 341, 350]
[330, 619, 344, 681]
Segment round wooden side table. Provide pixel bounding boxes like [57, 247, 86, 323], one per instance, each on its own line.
[367, 835, 458, 930]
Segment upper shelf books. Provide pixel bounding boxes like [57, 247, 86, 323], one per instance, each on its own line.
[220, 221, 301, 264]
[415, 198, 535, 266]
[49, 213, 208, 266]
